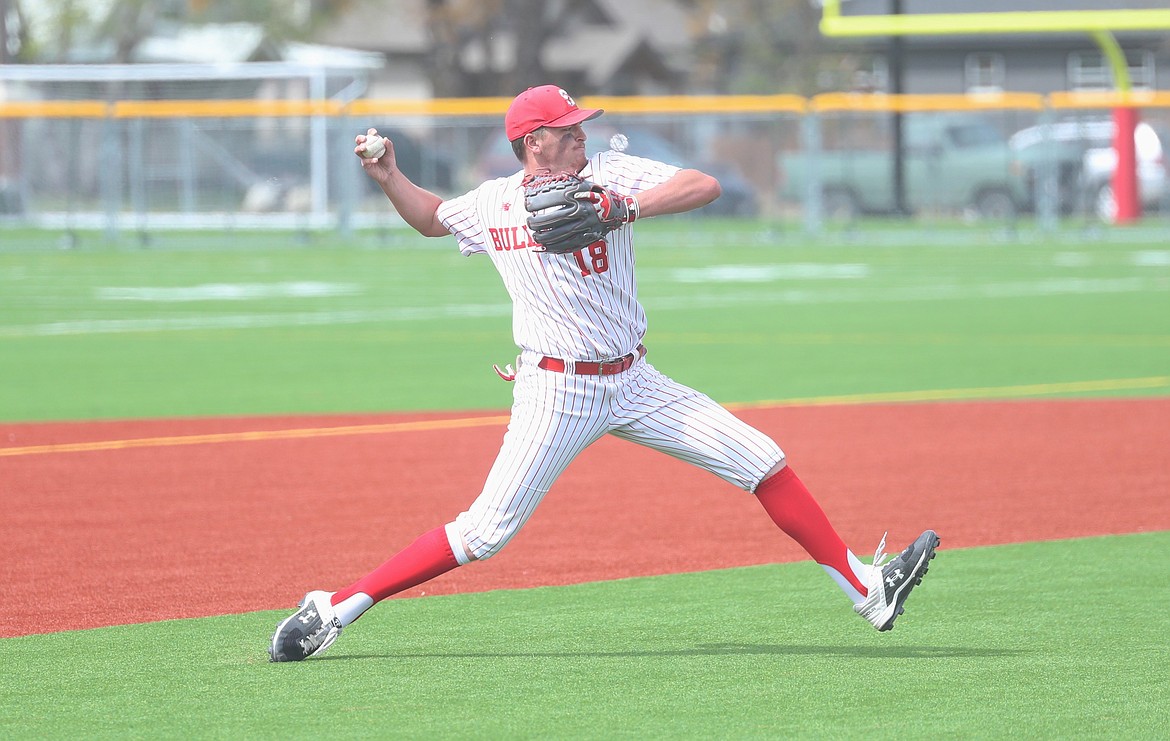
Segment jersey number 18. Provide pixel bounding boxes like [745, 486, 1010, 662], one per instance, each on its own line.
[573, 242, 609, 277]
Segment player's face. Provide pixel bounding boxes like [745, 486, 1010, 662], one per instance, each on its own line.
[536, 124, 588, 172]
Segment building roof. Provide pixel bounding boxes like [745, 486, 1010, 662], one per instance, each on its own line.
[133, 23, 270, 64]
[315, 0, 431, 55]
[315, 0, 692, 91]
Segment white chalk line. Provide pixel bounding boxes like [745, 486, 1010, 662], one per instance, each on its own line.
[1, 276, 1165, 338]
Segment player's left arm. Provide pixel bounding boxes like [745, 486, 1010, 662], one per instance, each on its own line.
[629, 168, 721, 218]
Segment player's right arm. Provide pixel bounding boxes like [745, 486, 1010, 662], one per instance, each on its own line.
[597, 151, 720, 218]
[355, 128, 448, 237]
[633, 168, 721, 218]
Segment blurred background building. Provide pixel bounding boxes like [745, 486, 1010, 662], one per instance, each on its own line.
[4, 1, 1167, 97]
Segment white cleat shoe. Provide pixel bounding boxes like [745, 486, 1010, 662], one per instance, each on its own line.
[854, 530, 940, 631]
[269, 590, 342, 662]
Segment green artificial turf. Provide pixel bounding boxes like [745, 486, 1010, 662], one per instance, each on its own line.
[2, 221, 1168, 421]
[1, 533, 1167, 739]
[2, 223, 1167, 737]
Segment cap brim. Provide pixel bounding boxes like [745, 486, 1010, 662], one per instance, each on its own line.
[543, 107, 604, 130]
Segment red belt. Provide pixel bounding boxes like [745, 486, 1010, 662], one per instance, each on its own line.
[538, 344, 646, 376]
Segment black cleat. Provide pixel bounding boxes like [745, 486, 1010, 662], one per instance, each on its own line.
[269, 591, 342, 662]
[853, 530, 940, 631]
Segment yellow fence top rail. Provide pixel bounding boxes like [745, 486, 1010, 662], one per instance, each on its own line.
[1, 92, 1168, 120]
[348, 97, 514, 116]
[112, 99, 345, 118]
[0, 100, 110, 118]
[348, 94, 809, 116]
[811, 92, 1045, 113]
[1048, 90, 1170, 109]
[585, 94, 808, 115]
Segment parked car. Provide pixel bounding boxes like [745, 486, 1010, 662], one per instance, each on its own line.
[778, 114, 1032, 219]
[1008, 119, 1167, 222]
[472, 123, 759, 216]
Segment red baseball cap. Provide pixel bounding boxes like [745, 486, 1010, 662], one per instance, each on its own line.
[504, 85, 603, 141]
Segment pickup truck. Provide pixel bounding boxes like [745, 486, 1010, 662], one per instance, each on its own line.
[1009, 119, 1167, 222]
[779, 114, 1034, 219]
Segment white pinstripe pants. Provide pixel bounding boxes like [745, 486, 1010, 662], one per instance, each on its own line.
[452, 355, 786, 560]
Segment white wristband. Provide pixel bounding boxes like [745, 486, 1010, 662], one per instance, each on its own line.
[625, 195, 640, 223]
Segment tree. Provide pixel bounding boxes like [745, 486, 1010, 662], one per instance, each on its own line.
[1, 0, 10, 64]
[690, 0, 863, 94]
[424, 0, 553, 97]
[99, 0, 156, 64]
[11, 0, 347, 64]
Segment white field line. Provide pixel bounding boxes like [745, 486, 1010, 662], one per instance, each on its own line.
[648, 276, 1158, 311]
[0, 276, 1165, 338]
[0, 304, 512, 338]
[94, 281, 361, 301]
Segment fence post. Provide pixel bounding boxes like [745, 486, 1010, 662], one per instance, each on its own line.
[1035, 107, 1059, 232]
[310, 71, 329, 226]
[337, 114, 353, 237]
[801, 110, 823, 234]
[100, 113, 121, 242]
[128, 117, 144, 225]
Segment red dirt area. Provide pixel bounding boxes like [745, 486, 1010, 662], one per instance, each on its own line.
[3, 398, 1167, 638]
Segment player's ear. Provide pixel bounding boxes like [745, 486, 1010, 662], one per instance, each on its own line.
[525, 128, 546, 155]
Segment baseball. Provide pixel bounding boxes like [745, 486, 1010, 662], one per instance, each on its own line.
[609, 133, 629, 152]
[360, 134, 386, 160]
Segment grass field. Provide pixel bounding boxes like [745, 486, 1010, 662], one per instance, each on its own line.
[2, 221, 1168, 420]
[2, 535, 1168, 739]
[2, 221, 1169, 738]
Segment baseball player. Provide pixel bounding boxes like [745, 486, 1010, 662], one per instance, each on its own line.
[269, 85, 939, 662]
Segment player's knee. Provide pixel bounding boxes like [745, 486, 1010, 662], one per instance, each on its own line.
[762, 456, 787, 481]
[449, 516, 517, 562]
[444, 521, 478, 564]
[753, 453, 787, 492]
[466, 534, 511, 561]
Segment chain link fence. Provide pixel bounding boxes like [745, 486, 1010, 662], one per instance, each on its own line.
[2, 64, 1167, 241]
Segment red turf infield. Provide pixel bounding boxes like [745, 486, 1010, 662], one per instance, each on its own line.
[3, 398, 1168, 638]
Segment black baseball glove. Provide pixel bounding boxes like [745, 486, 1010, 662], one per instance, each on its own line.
[522, 170, 638, 254]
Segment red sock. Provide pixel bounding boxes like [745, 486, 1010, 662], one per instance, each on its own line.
[332, 526, 459, 605]
[755, 466, 867, 597]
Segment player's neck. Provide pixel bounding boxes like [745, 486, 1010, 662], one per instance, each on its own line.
[525, 158, 585, 176]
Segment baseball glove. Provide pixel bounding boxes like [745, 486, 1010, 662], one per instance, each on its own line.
[522, 170, 638, 254]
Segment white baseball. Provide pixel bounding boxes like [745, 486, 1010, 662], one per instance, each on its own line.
[609, 133, 629, 152]
[361, 134, 386, 159]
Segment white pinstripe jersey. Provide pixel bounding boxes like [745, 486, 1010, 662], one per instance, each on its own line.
[436, 150, 679, 360]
